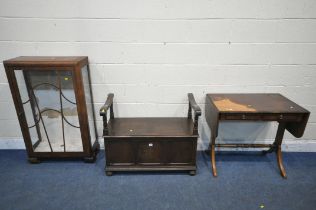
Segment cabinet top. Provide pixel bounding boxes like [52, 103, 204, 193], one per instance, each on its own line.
[3, 56, 88, 68]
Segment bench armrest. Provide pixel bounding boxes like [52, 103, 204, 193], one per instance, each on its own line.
[188, 93, 201, 116]
[100, 93, 114, 116]
[100, 93, 114, 136]
[188, 93, 201, 135]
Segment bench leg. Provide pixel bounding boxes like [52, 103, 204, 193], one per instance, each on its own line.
[189, 170, 196, 176]
[106, 171, 113, 176]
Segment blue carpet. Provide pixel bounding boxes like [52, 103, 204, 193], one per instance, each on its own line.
[0, 150, 315, 210]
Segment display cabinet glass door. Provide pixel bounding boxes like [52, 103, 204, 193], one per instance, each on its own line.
[81, 66, 97, 148]
[15, 70, 83, 152]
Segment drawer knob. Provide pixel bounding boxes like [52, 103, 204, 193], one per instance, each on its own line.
[242, 114, 246, 119]
[280, 114, 283, 120]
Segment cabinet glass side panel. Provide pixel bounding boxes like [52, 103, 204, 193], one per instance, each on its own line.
[14, 70, 83, 152]
[14, 70, 39, 148]
[81, 66, 97, 147]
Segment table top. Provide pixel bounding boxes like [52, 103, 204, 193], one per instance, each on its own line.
[207, 93, 309, 114]
[3, 56, 88, 67]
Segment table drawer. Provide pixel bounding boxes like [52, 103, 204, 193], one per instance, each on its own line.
[221, 113, 303, 121]
[221, 114, 261, 120]
[261, 114, 301, 121]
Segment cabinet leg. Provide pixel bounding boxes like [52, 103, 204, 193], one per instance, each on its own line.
[95, 142, 100, 153]
[211, 145, 217, 177]
[28, 157, 41, 164]
[83, 147, 99, 163]
[83, 156, 96, 163]
[276, 146, 287, 178]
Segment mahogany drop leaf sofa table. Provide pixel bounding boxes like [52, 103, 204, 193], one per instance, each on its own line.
[100, 93, 201, 176]
[205, 93, 310, 178]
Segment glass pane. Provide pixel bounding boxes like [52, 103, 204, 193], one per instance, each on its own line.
[14, 70, 83, 152]
[81, 65, 97, 147]
[15, 70, 40, 147]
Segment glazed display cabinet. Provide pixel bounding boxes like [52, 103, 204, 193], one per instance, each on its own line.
[4, 56, 99, 163]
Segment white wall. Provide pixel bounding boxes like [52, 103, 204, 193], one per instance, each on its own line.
[0, 0, 315, 151]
